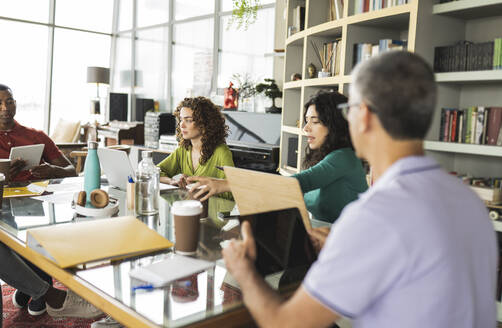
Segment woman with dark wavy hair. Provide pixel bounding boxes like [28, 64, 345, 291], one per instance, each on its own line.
[158, 97, 234, 193]
[292, 90, 367, 223]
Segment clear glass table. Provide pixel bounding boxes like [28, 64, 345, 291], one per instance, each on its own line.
[0, 177, 249, 327]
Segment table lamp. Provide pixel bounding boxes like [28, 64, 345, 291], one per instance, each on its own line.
[87, 66, 110, 115]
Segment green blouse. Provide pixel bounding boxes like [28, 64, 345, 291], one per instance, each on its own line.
[157, 143, 234, 199]
[293, 148, 368, 223]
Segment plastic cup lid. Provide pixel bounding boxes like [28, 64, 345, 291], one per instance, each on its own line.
[172, 200, 203, 216]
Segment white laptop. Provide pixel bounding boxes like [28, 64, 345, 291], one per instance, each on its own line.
[97, 148, 177, 191]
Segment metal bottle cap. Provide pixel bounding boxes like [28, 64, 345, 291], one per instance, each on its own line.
[141, 150, 153, 158]
[88, 141, 99, 150]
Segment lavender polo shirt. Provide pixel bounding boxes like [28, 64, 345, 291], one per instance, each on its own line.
[303, 156, 497, 328]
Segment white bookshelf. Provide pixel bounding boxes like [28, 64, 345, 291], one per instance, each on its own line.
[435, 71, 502, 84]
[424, 141, 502, 157]
[433, 0, 502, 19]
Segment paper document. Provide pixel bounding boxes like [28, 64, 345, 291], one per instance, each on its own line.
[4, 180, 49, 198]
[32, 192, 74, 204]
[129, 254, 214, 287]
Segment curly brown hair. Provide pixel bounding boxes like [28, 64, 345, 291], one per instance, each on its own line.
[174, 97, 229, 165]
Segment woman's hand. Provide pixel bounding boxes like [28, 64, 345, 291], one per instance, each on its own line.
[186, 176, 230, 201]
[161, 174, 188, 188]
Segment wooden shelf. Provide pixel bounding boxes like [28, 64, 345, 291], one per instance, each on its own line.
[309, 20, 344, 38]
[283, 80, 303, 89]
[435, 70, 502, 84]
[302, 75, 350, 87]
[424, 141, 502, 157]
[286, 30, 306, 46]
[347, 4, 412, 29]
[282, 126, 301, 135]
[433, 0, 502, 19]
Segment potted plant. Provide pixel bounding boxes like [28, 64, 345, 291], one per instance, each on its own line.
[255, 78, 283, 114]
[227, 0, 261, 30]
[232, 73, 257, 111]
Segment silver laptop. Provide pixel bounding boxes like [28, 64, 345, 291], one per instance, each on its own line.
[98, 148, 135, 190]
[98, 148, 178, 191]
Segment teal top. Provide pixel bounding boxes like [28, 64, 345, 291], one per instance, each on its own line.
[157, 143, 234, 199]
[293, 148, 368, 223]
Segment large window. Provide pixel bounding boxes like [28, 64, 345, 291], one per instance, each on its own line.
[55, 0, 113, 33]
[218, 8, 275, 89]
[172, 19, 214, 107]
[135, 27, 169, 109]
[112, 0, 276, 113]
[0, 20, 49, 130]
[50, 29, 110, 131]
[0, 1, 112, 133]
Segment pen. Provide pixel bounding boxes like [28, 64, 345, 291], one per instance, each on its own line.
[215, 166, 223, 171]
[132, 284, 154, 291]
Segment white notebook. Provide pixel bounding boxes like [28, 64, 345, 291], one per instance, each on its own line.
[129, 254, 214, 287]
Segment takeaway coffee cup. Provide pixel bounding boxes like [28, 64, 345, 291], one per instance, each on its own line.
[0, 173, 5, 209]
[172, 200, 203, 255]
[0, 159, 10, 183]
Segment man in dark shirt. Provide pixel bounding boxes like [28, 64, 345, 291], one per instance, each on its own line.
[0, 84, 76, 181]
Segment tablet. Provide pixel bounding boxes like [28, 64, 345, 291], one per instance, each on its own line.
[9, 144, 45, 170]
[239, 207, 317, 278]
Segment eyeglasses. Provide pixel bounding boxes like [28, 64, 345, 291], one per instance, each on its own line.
[337, 103, 360, 120]
[337, 102, 374, 120]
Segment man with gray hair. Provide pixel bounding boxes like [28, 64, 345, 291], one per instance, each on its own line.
[222, 51, 497, 327]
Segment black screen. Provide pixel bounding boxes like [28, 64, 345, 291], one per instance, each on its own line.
[239, 208, 317, 277]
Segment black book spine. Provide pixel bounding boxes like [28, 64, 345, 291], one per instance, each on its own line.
[439, 108, 446, 141]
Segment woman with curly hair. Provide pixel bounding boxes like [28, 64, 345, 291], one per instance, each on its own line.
[188, 91, 366, 223]
[157, 97, 234, 191]
[293, 90, 367, 223]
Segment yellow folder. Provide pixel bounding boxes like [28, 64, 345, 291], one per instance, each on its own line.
[27, 216, 173, 268]
[4, 180, 49, 198]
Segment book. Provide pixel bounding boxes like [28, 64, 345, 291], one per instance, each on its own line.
[465, 107, 473, 144]
[486, 107, 502, 145]
[475, 107, 485, 144]
[471, 107, 478, 144]
[27, 216, 173, 268]
[450, 110, 457, 142]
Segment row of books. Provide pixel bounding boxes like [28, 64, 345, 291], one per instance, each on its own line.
[290, 4, 305, 35]
[354, 0, 409, 14]
[433, 39, 502, 73]
[329, 0, 344, 21]
[353, 39, 406, 66]
[438, 107, 502, 146]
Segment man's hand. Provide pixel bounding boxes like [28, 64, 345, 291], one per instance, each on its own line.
[186, 176, 230, 201]
[222, 221, 257, 282]
[308, 227, 331, 254]
[9, 158, 26, 179]
[30, 163, 56, 179]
